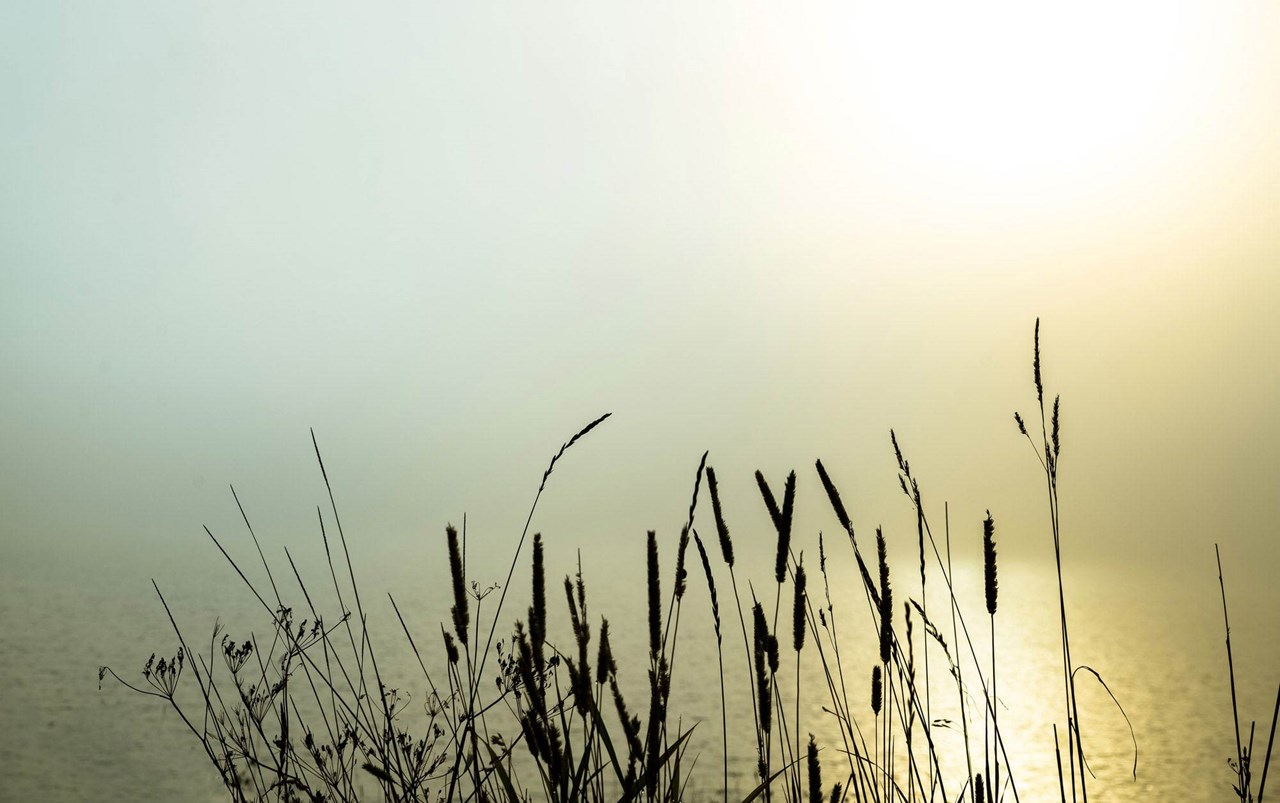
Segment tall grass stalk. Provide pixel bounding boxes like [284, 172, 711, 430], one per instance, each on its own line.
[1018, 320, 1085, 802]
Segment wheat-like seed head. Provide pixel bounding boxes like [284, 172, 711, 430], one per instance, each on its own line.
[871, 665, 882, 715]
[793, 559, 807, 653]
[1052, 394, 1061, 459]
[531, 533, 546, 675]
[693, 532, 722, 642]
[753, 601, 772, 735]
[815, 459, 852, 533]
[778, 472, 797, 583]
[807, 734, 821, 803]
[647, 530, 661, 663]
[596, 618, 615, 683]
[1034, 317, 1043, 404]
[446, 524, 468, 646]
[706, 466, 735, 568]
[877, 527, 893, 664]
[674, 525, 690, 601]
[984, 511, 998, 617]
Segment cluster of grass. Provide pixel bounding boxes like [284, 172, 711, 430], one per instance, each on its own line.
[102, 323, 1278, 803]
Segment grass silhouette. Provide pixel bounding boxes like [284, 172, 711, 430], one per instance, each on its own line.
[101, 323, 1278, 803]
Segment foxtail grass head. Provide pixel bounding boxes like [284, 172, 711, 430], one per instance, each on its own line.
[1052, 394, 1061, 460]
[686, 450, 708, 531]
[815, 459, 852, 533]
[877, 527, 893, 664]
[807, 734, 821, 803]
[531, 532, 547, 674]
[871, 665, 882, 715]
[1034, 317, 1043, 404]
[596, 618, 615, 683]
[793, 559, 807, 653]
[756, 469, 781, 530]
[756, 469, 797, 583]
[752, 600, 772, 735]
[983, 511, 998, 616]
[693, 532, 722, 643]
[778, 471, 796, 583]
[446, 524, 468, 646]
[443, 629, 460, 665]
[705, 466, 735, 568]
[646, 530, 661, 662]
[674, 525, 690, 601]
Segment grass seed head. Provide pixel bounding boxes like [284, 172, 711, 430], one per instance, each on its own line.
[706, 466, 735, 568]
[816, 459, 853, 533]
[596, 618, 616, 683]
[647, 530, 661, 662]
[877, 527, 893, 664]
[531, 533, 546, 675]
[793, 560, 807, 653]
[446, 524, 468, 646]
[984, 511, 998, 617]
[807, 734, 822, 803]
[871, 665, 882, 715]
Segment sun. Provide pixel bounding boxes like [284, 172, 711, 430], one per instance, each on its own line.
[849, 0, 1193, 194]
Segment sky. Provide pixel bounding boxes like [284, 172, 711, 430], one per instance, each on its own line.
[2, 0, 1278, 588]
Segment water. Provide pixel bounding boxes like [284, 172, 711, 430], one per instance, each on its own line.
[2, 529, 1276, 802]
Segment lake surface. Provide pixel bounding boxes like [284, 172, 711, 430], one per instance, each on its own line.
[2, 525, 1276, 803]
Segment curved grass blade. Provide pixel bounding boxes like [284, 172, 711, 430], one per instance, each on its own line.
[1072, 664, 1139, 779]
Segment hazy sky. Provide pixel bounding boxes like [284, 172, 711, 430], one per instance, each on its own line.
[2, 1, 1277, 584]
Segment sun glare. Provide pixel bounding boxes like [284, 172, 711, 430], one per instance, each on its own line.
[852, 0, 1192, 193]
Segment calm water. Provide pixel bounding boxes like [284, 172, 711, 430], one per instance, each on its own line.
[2, 531, 1276, 802]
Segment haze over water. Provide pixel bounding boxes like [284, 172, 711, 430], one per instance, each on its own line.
[2, 504, 1277, 801]
[2, 1, 1279, 801]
